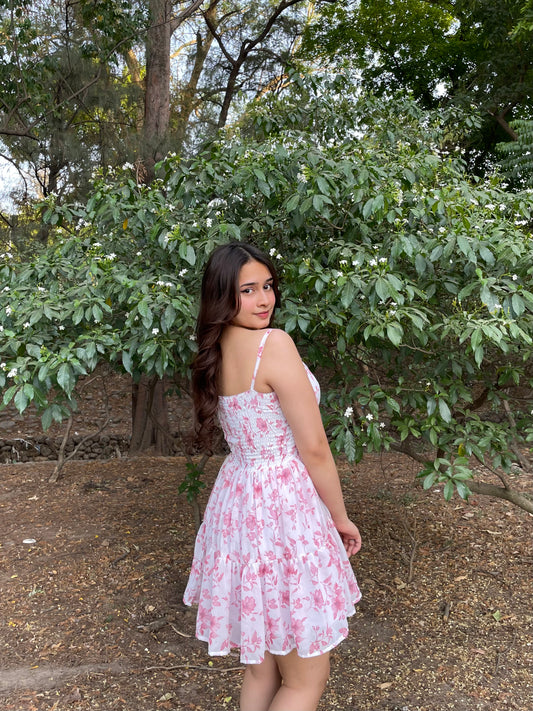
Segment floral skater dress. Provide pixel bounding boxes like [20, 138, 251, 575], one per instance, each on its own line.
[183, 329, 361, 664]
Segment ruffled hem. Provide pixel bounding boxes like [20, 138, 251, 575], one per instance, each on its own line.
[183, 543, 361, 664]
[187, 614, 358, 664]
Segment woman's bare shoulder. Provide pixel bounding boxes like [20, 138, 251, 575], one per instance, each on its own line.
[263, 328, 301, 362]
[266, 328, 296, 347]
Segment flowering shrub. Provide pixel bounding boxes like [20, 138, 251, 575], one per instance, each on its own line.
[1, 74, 532, 508]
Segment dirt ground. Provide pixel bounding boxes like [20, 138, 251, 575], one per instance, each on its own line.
[0, 382, 532, 710]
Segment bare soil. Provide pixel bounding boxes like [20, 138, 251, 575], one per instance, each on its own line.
[0, 381, 532, 711]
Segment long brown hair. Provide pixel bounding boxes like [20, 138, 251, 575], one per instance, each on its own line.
[192, 242, 281, 448]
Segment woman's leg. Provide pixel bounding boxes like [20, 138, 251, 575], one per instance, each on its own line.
[268, 649, 330, 711]
[240, 651, 282, 711]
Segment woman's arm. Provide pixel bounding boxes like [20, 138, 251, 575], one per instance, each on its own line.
[260, 330, 361, 555]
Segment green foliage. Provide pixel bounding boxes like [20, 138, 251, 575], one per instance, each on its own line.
[178, 461, 207, 505]
[1, 73, 533, 506]
[497, 119, 533, 189]
[301, 0, 533, 177]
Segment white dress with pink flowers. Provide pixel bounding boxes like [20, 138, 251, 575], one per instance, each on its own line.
[183, 328, 361, 664]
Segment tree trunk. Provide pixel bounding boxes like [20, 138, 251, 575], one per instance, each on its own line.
[130, 375, 172, 455]
[174, 26, 215, 151]
[143, 0, 172, 182]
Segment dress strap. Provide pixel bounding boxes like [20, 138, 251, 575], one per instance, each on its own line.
[250, 329, 272, 390]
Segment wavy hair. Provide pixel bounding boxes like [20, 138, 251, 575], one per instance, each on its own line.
[192, 242, 281, 449]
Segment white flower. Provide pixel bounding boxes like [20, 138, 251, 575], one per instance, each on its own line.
[0, 325, 3, 332]
[38, 286, 45, 292]
[179, 269, 188, 277]
[152, 328, 159, 335]
[23, 322, 30, 329]
[93, 242, 102, 247]
[0, 362, 5, 369]
[485, 203, 495, 210]
[206, 218, 213, 228]
[269, 248, 276, 257]
[2, 286, 9, 292]
[352, 260, 360, 267]
[276, 254, 282, 260]
[189, 334, 197, 341]
[340, 260, 347, 266]
[379, 257, 387, 264]
[366, 413, 374, 421]
[344, 406, 354, 418]
[7, 368, 17, 378]
[369, 259, 377, 267]
[156, 280, 166, 286]
[58, 325, 65, 331]
[107, 253, 116, 260]
[380, 422, 386, 429]
[512, 274, 518, 281]
[297, 172, 306, 183]
[5, 305, 12, 315]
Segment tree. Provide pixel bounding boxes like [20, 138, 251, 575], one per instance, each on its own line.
[1, 74, 532, 512]
[0, 0, 310, 203]
[1, 0, 311, 451]
[0, 0, 144, 206]
[301, 0, 533, 179]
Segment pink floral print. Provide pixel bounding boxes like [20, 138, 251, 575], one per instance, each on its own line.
[183, 329, 361, 664]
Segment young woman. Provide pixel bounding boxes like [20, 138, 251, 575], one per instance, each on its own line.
[183, 242, 361, 711]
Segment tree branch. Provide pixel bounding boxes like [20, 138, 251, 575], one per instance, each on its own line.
[170, 0, 205, 34]
[467, 480, 533, 514]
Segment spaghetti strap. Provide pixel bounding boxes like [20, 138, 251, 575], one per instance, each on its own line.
[250, 329, 272, 390]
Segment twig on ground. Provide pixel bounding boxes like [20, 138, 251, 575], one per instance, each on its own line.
[143, 664, 244, 673]
[170, 622, 192, 638]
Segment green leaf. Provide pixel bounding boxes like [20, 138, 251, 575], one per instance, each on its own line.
[14, 388, 28, 413]
[415, 253, 426, 275]
[375, 277, 391, 301]
[122, 351, 133, 373]
[443, 480, 454, 501]
[286, 193, 300, 211]
[57, 363, 75, 394]
[341, 281, 355, 309]
[3, 385, 18, 406]
[344, 428, 356, 461]
[73, 305, 85, 324]
[511, 293, 525, 316]
[455, 481, 471, 500]
[386, 321, 403, 347]
[41, 407, 53, 431]
[438, 399, 452, 423]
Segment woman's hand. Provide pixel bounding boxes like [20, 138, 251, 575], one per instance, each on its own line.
[335, 518, 362, 557]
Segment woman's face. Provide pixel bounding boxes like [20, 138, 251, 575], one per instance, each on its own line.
[232, 259, 276, 329]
